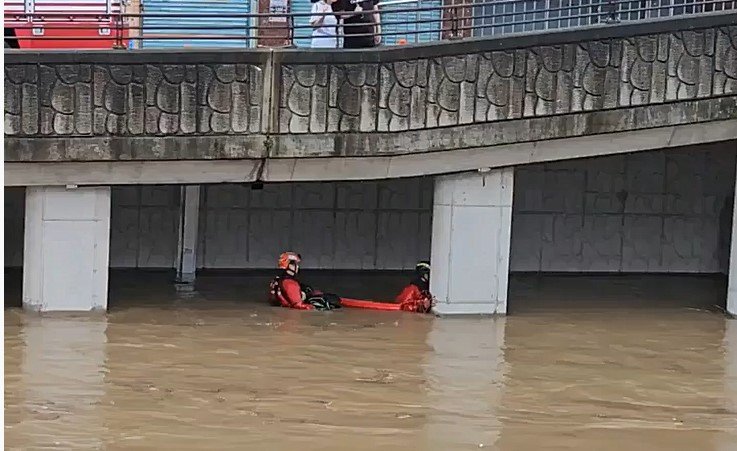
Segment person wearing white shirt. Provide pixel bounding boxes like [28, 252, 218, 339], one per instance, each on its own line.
[309, 0, 338, 48]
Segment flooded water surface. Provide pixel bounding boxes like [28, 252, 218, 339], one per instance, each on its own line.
[4, 274, 737, 450]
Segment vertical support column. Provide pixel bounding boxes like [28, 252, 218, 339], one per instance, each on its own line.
[175, 185, 201, 289]
[430, 168, 514, 315]
[727, 168, 737, 316]
[23, 186, 111, 312]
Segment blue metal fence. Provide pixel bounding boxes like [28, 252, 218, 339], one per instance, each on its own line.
[142, 0, 253, 48]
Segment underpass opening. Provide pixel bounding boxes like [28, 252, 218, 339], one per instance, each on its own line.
[507, 140, 737, 314]
[105, 178, 434, 309]
[4, 140, 737, 314]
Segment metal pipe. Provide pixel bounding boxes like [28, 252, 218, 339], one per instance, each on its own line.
[3, 0, 734, 47]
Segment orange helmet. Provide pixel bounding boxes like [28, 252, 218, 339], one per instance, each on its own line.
[278, 252, 301, 270]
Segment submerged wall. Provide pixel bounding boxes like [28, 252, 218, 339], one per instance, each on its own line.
[512, 142, 736, 273]
[4, 187, 24, 267]
[108, 178, 433, 270]
[6, 178, 433, 270]
[5, 143, 736, 272]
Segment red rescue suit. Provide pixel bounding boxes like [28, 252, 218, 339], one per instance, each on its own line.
[269, 275, 314, 310]
[395, 280, 433, 313]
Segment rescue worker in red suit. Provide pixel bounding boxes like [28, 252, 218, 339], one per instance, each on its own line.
[395, 261, 433, 313]
[269, 252, 341, 311]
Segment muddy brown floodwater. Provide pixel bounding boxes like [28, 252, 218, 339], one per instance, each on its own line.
[4, 273, 737, 450]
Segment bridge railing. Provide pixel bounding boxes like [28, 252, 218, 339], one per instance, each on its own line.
[5, 12, 737, 165]
[4, 0, 736, 50]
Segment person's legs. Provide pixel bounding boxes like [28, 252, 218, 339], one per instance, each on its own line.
[343, 33, 375, 48]
[356, 37, 376, 48]
[306, 293, 342, 310]
[343, 33, 360, 48]
[311, 36, 338, 48]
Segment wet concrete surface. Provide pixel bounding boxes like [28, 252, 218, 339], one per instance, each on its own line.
[4, 270, 736, 449]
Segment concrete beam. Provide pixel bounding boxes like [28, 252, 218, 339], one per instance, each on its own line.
[7, 120, 735, 187]
[266, 120, 737, 182]
[5, 160, 261, 187]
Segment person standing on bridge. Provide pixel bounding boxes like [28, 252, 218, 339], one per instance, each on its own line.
[334, 0, 381, 48]
[310, 0, 339, 48]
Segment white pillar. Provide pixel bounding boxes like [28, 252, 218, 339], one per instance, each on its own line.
[175, 185, 200, 286]
[728, 169, 737, 316]
[430, 168, 514, 315]
[23, 186, 111, 311]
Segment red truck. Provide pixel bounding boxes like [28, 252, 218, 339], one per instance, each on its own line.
[5, 0, 127, 49]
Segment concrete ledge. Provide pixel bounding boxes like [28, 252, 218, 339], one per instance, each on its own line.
[7, 120, 736, 186]
[433, 302, 503, 316]
[270, 97, 737, 157]
[264, 120, 737, 181]
[5, 160, 262, 186]
[5, 135, 268, 163]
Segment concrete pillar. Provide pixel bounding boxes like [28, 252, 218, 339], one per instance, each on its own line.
[430, 168, 514, 315]
[728, 169, 737, 316]
[23, 186, 111, 311]
[175, 185, 200, 288]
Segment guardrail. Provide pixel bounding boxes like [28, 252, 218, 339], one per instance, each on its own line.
[4, 0, 736, 49]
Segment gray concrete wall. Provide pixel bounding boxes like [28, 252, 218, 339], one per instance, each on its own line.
[197, 179, 433, 269]
[5, 14, 737, 168]
[108, 185, 181, 268]
[512, 142, 737, 273]
[5, 187, 25, 267]
[15, 178, 432, 270]
[5, 143, 736, 272]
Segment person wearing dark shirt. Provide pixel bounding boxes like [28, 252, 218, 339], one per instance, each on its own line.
[334, 0, 381, 48]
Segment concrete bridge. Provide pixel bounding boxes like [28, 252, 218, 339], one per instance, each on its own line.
[5, 13, 737, 314]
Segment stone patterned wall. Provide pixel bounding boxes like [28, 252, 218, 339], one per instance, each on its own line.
[511, 143, 737, 273]
[6, 16, 737, 162]
[277, 24, 737, 135]
[4, 63, 263, 138]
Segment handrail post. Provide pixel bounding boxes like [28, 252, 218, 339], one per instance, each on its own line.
[449, 6, 459, 39]
[113, 10, 125, 49]
[604, 0, 620, 23]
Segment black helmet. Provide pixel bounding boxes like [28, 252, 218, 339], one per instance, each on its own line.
[415, 261, 430, 274]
